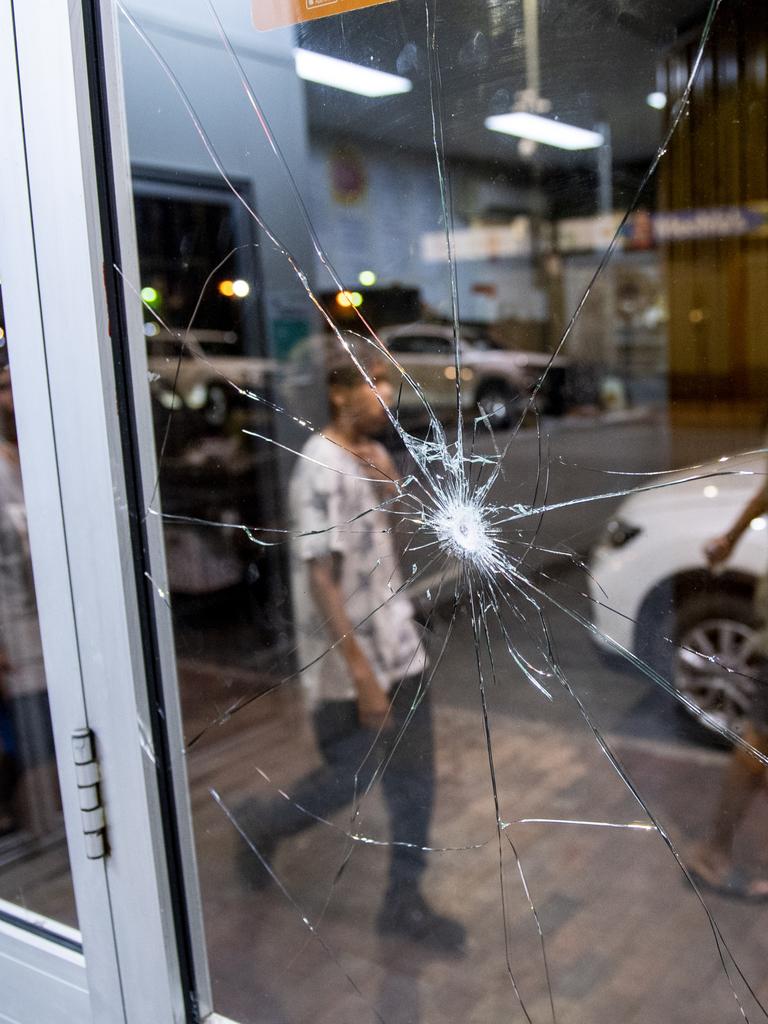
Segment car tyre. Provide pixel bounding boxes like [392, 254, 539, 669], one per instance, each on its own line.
[204, 383, 229, 428]
[670, 590, 760, 740]
[475, 381, 524, 430]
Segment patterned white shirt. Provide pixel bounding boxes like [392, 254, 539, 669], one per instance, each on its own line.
[289, 434, 427, 707]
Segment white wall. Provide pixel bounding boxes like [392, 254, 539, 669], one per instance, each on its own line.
[305, 139, 548, 326]
[118, 1, 318, 350]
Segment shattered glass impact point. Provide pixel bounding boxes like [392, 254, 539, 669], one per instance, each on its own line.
[432, 498, 493, 563]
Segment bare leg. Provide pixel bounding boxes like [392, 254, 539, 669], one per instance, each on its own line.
[690, 725, 768, 887]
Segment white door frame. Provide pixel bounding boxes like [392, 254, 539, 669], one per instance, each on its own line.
[0, 0, 212, 1019]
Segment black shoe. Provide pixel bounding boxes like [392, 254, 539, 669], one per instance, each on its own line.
[376, 889, 466, 955]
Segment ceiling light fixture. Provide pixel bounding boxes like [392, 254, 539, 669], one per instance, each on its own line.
[484, 111, 604, 151]
[294, 49, 412, 98]
[646, 91, 667, 110]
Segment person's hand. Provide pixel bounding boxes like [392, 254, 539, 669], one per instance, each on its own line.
[353, 666, 392, 731]
[703, 533, 735, 568]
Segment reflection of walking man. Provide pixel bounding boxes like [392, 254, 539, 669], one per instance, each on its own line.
[689, 477, 768, 898]
[243, 347, 464, 952]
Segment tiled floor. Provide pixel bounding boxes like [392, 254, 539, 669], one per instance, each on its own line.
[189, 687, 768, 1024]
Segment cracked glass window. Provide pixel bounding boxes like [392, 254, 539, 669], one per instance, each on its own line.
[113, 1, 768, 1020]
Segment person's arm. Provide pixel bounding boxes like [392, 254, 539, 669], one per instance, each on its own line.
[704, 480, 768, 567]
[354, 441, 399, 495]
[356, 442, 410, 560]
[308, 553, 391, 730]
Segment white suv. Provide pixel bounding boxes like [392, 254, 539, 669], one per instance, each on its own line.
[588, 453, 766, 736]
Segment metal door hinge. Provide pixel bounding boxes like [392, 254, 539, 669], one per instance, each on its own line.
[71, 727, 107, 860]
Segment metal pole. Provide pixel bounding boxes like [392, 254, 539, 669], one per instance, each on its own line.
[523, 0, 540, 99]
[596, 120, 612, 214]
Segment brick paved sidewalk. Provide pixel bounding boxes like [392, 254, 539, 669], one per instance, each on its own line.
[189, 692, 768, 1024]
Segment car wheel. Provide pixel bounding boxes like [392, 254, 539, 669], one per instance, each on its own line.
[204, 383, 229, 427]
[475, 382, 522, 430]
[673, 591, 760, 738]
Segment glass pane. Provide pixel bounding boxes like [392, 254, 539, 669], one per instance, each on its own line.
[0, 289, 78, 932]
[113, 1, 768, 1020]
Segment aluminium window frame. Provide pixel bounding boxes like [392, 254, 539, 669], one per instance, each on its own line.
[0, 0, 214, 1020]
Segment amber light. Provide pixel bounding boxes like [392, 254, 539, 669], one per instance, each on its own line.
[335, 290, 363, 309]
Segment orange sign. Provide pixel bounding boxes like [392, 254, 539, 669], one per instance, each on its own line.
[253, 0, 396, 32]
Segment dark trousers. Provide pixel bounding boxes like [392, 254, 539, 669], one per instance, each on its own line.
[259, 674, 434, 888]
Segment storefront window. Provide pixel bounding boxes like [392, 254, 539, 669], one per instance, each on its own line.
[104, 0, 768, 1019]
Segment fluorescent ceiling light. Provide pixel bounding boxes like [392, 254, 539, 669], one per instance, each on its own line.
[646, 91, 667, 110]
[294, 49, 412, 98]
[484, 112, 604, 151]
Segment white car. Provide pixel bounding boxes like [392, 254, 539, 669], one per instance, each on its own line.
[147, 331, 274, 428]
[379, 323, 565, 428]
[588, 453, 766, 736]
